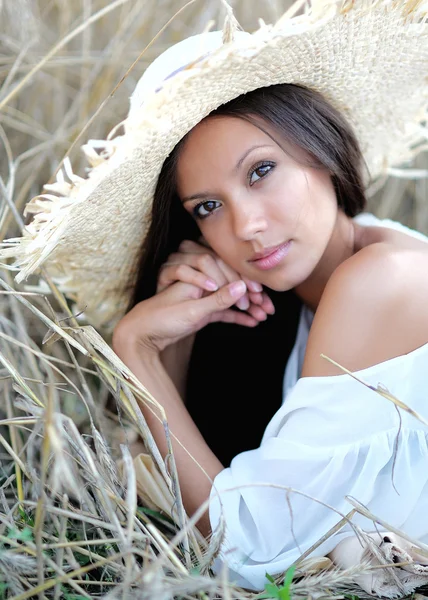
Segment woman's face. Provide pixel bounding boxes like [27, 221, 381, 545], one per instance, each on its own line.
[176, 115, 339, 291]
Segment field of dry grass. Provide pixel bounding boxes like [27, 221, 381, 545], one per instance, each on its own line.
[0, 1, 427, 598]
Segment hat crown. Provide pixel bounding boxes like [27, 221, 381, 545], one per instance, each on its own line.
[128, 30, 251, 118]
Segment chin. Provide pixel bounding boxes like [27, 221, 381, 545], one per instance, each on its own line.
[260, 274, 298, 293]
[262, 265, 314, 292]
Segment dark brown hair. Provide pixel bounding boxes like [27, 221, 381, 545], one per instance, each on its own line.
[128, 83, 366, 308]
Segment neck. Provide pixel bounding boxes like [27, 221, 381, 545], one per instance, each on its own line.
[294, 211, 358, 312]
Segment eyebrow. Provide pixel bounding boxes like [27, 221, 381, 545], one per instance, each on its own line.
[234, 144, 274, 172]
[181, 144, 274, 204]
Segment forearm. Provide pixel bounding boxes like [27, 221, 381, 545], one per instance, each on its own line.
[160, 334, 195, 399]
[118, 340, 224, 536]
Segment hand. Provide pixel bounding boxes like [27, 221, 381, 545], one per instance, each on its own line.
[113, 279, 255, 356]
[157, 239, 275, 322]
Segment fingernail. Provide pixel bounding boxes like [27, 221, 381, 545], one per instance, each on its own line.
[249, 281, 263, 292]
[229, 281, 246, 298]
[237, 296, 250, 310]
[205, 279, 218, 291]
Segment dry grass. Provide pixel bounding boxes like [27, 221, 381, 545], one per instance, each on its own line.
[0, 1, 427, 598]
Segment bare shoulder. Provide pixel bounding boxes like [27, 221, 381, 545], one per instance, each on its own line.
[301, 241, 428, 377]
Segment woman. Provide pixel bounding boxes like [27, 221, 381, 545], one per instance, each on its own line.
[113, 82, 428, 592]
[3, 1, 428, 594]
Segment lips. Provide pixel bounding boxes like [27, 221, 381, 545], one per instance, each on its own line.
[249, 243, 287, 262]
[249, 241, 292, 271]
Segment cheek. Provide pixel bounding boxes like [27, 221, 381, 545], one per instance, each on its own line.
[310, 170, 337, 206]
[270, 169, 309, 210]
[199, 224, 229, 254]
[208, 237, 234, 260]
[201, 228, 243, 269]
[271, 181, 309, 228]
[286, 171, 336, 223]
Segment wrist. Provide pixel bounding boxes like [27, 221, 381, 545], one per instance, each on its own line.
[112, 324, 160, 362]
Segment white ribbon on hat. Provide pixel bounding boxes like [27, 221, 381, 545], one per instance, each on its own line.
[128, 30, 251, 118]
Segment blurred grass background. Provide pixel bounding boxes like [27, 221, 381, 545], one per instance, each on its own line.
[0, 1, 427, 598]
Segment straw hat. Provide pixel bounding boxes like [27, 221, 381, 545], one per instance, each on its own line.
[1, 0, 428, 330]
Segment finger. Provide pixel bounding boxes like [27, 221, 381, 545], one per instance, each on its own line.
[210, 308, 259, 328]
[179, 240, 244, 289]
[194, 253, 231, 290]
[242, 276, 263, 293]
[157, 264, 218, 293]
[236, 293, 250, 311]
[247, 293, 269, 323]
[188, 280, 247, 321]
[260, 291, 276, 315]
[246, 290, 275, 320]
[247, 304, 268, 322]
[178, 246, 237, 291]
[248, 291, 264, 305]
[178, 241, 251, 311]
[211, 257, 251, 310]
[180, 242, 242, 292]
[247, 291, 275, 315]
[161, 280, 205, 302]
[163, 251, 229, 289]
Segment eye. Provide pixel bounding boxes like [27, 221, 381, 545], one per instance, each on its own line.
[192, 199, 221, 219]
[248, 161, 275, 186]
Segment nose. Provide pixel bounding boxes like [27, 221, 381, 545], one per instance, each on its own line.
[231, 201, 268, 241]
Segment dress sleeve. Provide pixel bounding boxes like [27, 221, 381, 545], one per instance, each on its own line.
[208, 348, 428, 591]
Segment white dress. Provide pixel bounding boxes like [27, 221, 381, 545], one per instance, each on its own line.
[209, 213, 428, 590]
